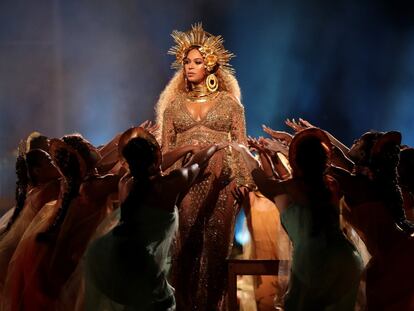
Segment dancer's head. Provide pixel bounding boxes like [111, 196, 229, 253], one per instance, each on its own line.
[61, 134, 101, 174]
[26, 149, 59, 185]
[49, 138, 86, 181]
[348, 131, 383, 166]
[118, 127, 162, 178]
[289, 128, 332, 179]
[26, 131, 49, 152]
[37, 139, 85, 243]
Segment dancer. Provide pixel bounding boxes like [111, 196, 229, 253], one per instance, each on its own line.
[329, 131, 414, 310]
[0, 148, 60, 300]
[3, 135, 118, 311]
[84, 127, 222, 311]
[233, 128, 363, 310]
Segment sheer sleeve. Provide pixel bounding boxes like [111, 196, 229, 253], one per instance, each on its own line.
[161, 105, 177, 154]
[228, 95, 253, 186]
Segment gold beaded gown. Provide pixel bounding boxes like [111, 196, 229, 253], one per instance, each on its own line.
[157, 70, 250, 310]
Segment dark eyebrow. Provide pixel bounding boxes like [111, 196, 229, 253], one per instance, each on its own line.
[184, 57, 203, 62]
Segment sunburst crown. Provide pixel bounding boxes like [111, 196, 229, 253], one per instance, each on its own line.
[168, 23, 235, 74]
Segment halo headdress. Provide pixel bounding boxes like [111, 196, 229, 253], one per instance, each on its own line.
[168, 23, 235, 93]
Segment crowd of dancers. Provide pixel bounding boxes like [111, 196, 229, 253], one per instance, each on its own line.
[0, 23, 414, 311]
[0, 119, 413, 310]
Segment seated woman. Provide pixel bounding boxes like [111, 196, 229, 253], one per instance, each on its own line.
[84, 127, 222, 311]
[232, 128, 363, 311]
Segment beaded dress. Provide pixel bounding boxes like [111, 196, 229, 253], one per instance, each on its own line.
[159, 83, 250, 309]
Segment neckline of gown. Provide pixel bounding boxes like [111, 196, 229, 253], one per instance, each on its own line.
[182, 92, 221, 123]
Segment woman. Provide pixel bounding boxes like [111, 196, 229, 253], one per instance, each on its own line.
[0, 149, 60, 298]
[84, 127, 221, 311]
[3, 135, 119, 311]
[330, 131, 414, 310]
[233, 128, 363, 310]
[156, 23, 251, 309]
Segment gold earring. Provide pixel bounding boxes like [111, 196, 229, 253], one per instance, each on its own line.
[184, 74, 190, 92]
[206, 73, 218, 92]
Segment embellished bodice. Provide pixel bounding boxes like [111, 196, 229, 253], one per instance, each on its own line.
[163, 91, 244, 147]
[161, 90, 251, 186]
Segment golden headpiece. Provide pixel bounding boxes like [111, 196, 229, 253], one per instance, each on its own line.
[168, 23, 235, 74]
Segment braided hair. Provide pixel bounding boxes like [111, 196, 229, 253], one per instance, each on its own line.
[369, 139, 413, 234]
[5, 154, 29, 231]
[62, 135, 97, 170]
[37, 147, 81, 242]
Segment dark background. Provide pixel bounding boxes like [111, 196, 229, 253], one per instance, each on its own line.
[1, 0, 414, 212]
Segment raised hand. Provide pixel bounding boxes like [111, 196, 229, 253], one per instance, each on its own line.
[298, 118, 315, 129]
[138, 120, 151, 129]
[262, 125, 293, 144]
[285, 118, 302, 132]
[247, 136, 266, 153]
[138, 120, 160, 136]
[261, 137, 289, 157]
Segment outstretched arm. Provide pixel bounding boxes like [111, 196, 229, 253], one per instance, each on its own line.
[286, 118, 350, 155]
[231, 143, 288, 201]
[161, 144, 200, 171]
[165, 144, 221, 196]
[331, 145, 354, 171]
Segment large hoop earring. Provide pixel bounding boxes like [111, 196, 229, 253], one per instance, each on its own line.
[184, 73, 190, 92]
[206, 73, 218, 92]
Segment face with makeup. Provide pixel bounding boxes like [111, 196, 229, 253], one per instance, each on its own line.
[184, 48, 207, 85]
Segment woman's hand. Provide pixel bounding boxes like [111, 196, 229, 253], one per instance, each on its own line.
[247, 136, 266, 153]
[261, 138, 289, 156]
[262, 125, 293, 144]
[285, 118, 315, 133]
[139, 120, 160, 136]
[230, 142, 260, 171]
[231, 185, 251, 207]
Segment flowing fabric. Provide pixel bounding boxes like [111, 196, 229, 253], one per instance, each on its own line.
[245, 191, 292, 310]
[281, 201, 363, 311]
[2, 175, 117, 311]
[2, 200, 59, 311]
[0, 180, 60, 298]
[84, 200, 178, 311]
[0, 209, 14, 238]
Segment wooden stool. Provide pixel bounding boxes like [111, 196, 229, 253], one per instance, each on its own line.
[227, 259, 290, 311]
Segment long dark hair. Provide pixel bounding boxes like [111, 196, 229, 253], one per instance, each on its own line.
[116, 137, 156, 231]
[370, 140, 411, 230]
[36, 148, 81, 242]
[293, 136, 336, 236]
